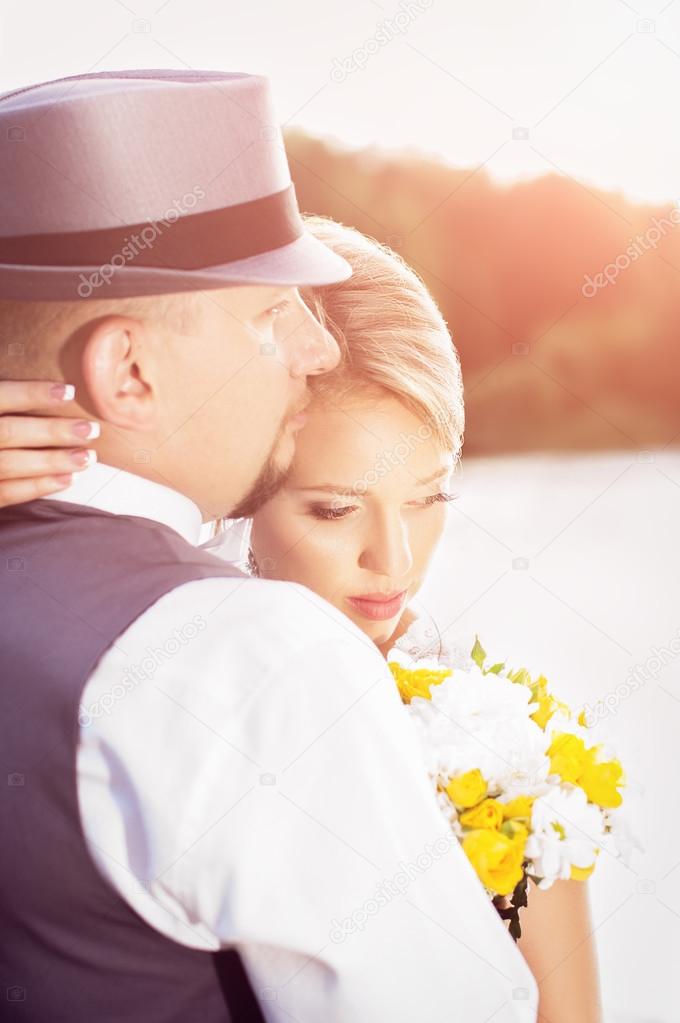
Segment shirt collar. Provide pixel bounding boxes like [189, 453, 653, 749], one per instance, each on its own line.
[43, 462, 204, 546]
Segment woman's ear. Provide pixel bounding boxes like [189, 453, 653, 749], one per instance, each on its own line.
[81, 316, 159, 431]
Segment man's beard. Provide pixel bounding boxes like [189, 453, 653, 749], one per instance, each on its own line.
[227, 419, 294, 519]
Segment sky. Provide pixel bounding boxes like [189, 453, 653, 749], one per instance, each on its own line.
[1, 0, 679, 203]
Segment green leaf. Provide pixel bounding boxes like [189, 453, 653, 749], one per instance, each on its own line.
[471, 636, 486, 670]
[507, 667, 531, 686]
[486, 661, 506, 675]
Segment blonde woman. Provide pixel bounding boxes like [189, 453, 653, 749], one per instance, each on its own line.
[0, 216, 602, 1022]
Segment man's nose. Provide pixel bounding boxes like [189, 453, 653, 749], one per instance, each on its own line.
[284, 301, 341, 378]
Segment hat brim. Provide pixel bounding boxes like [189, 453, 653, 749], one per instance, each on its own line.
[0, 228, 352, 301]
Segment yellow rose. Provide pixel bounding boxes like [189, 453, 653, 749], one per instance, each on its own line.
[459, 798, 505, 830]
[463, 828, 526, 896]
[548, 732, 589, 784]
[579, 758, 624, 808]
[388, 662, 451, 704]
[445, 769, 488, 809]
[570, 860, 597, 881]
[530, 691, 557, 729]
[505, 821, 529, 844]
[501, 795, 535, 821]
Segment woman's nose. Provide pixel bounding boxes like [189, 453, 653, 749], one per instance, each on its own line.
[284, 301, 341, 378]
[359, 516, 414, 581]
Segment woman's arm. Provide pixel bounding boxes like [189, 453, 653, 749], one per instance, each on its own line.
[516, 878, 603, 1022]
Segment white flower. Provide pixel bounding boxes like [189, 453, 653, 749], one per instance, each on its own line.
[407, 666, 552, 799]
[389, 617, 636, 895]
[525, 784, 606, 885]
[603, 805, 645, 867]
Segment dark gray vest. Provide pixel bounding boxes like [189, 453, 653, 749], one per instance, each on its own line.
[0, 499, 266, 1022]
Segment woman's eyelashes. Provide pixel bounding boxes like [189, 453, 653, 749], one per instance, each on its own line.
[418, 490, 458, 507]
[309, 504, 356, 521]
[307, 491, 458, 521]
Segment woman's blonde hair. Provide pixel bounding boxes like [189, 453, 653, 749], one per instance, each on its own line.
[300, 215, 465, 461]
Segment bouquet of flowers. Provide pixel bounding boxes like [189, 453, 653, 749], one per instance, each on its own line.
[386, 625, 634, 940]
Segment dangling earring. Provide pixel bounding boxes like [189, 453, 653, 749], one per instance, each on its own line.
[246, 546, 260, 577]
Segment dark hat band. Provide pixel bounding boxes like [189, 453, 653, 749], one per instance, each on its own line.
[0, 184, 304, 271]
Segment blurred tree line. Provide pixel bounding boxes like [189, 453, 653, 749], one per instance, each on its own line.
[286, 129, 680, 456]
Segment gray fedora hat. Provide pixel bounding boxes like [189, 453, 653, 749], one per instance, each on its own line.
[0, 69, 352, 300]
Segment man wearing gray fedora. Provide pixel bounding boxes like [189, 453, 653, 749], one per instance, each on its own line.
[0, 70, 537, 1021]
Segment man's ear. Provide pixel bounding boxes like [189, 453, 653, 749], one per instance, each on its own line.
[81, 316, 159, 431]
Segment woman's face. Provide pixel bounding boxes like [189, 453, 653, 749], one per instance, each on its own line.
[250, 394, 455, 648]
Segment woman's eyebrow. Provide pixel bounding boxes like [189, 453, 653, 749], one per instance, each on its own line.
[414, 466, 452, 486]
[294, 466, 452, 496]
[293, 483, 362, 496]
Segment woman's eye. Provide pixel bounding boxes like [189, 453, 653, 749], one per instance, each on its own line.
[308, 504, 357, 520]
[412, 491, 459, 508]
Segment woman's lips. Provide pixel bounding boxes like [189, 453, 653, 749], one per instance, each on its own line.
[346, 589, 408, 621]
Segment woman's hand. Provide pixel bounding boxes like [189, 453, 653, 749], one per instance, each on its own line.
[0, 380, 99, 508]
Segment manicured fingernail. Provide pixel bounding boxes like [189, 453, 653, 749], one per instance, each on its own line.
[50, 383, 75, 402]
[70, 448, 97, 467]
[72, 420, 100, 440]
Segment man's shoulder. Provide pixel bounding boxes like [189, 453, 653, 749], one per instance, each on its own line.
[98, 574, 389, 719]
[155, 573, 382, 661]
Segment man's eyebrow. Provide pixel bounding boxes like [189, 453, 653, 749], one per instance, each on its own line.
[293, 466, 452, 497]
[254, 286, 295, 309]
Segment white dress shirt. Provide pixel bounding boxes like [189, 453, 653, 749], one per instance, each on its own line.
[47, 464, 538, 1023]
